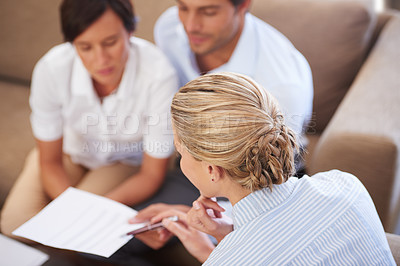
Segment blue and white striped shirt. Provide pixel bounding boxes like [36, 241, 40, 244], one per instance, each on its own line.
[204, 170, 395, 265]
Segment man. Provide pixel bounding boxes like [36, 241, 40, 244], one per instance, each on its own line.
[128, 0, 315, 252]
[154, 0, 313, 142]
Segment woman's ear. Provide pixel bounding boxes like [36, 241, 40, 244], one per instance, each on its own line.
[206, 164, 225, 182]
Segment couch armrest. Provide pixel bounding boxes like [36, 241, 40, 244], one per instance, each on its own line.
[386, 232, 400, 265]
[309, 13, 400, 233]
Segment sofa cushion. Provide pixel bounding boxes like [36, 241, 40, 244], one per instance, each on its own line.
[250, 0, 376, 132]
[0, 81, 35, 210]
[386, 233, 400, 265]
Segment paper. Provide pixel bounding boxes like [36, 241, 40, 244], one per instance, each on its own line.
[12, 187, 146, 258]
[0, 234, 49, 266]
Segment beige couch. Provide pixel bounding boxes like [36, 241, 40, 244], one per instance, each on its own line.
[0, 0, 399, 264]
[250, 0, 400, 235]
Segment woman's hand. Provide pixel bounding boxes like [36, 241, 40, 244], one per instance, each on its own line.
[131, 228, 172, 250]
[152, 209, 215, 263]
[187, 196, 233, 243]
[129, 203, 191, 223]
[128, 203, 191, 250]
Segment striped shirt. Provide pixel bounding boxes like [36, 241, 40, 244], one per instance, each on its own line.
[204, 170, 395, 265]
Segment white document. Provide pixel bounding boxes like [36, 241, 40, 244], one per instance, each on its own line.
[12, 187, 146, 258]
[0, 234, 49, 266]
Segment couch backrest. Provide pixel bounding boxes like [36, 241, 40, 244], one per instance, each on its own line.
[133, 0, 175, 42]
[0, 0, 63, 82]
[0, 0, 379, 133]
[251, 0, 377, 132]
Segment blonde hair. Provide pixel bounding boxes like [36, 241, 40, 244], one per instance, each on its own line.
[171, 72, 298, 191]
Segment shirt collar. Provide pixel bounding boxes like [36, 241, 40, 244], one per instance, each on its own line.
[115, 40, 136, 101]
[71, 52, 97, 105]
[211, 13, 257, 76]
[232, 177, 298, 230]
[181, 13, 257, 77]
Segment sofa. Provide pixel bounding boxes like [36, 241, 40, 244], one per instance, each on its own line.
[0, 0, 399, 264]
[250, 0, 400, 235]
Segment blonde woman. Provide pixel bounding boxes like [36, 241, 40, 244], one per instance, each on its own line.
[150, 72, 395, 265]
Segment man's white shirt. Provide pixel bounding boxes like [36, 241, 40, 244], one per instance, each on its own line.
[155, 7, 313, 138]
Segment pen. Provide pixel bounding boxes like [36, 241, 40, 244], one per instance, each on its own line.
[126, 216, 179, 236]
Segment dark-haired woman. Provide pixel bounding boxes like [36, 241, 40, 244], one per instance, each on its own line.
[0, 0, 185, 241]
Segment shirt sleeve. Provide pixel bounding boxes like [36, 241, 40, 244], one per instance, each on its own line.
[29, 56, 64, 141]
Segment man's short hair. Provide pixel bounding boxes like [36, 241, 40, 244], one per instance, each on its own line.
[60, 0, 136, 42]
[230, 0, 246, 6]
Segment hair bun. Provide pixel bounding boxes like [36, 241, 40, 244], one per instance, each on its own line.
[241, 121, 297, 191]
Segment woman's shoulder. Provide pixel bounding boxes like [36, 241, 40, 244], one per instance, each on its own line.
[130, 37, 168, 60]
[309, 169, 361, 185]
[129, 37, 176, 76]
[304, 170, 366, 199]
[35, 43, 76, 72]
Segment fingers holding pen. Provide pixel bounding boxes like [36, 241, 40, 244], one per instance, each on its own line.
[128, 203, 167, 224]
[142, 203, 219, 263]
[150, 209, 188, 225]
[161, 213, 191, 240]
[128, 203, 191, 224]
[160, 210, 215, 264]
[128, 204, 187, 249]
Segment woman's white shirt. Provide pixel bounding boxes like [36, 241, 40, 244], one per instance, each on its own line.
[30, 37, 178, 169]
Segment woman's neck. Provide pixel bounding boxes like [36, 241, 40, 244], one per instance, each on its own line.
[93, 80, 118, 99]
[221, 179, 251, 206]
